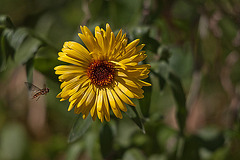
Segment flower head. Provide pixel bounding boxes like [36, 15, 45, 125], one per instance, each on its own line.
[55, 24, 151, 122]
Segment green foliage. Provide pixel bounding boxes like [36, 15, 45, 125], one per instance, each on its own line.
[1, 0, 240, 159]
[138, 76, 152, 118]
[68, 114, 92, 143]
[0, 123, 27, 160]
[126, 104, 145, 133]
[100, 123, 114, 159]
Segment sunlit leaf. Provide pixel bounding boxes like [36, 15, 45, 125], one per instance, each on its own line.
[68, 114, 92, 143]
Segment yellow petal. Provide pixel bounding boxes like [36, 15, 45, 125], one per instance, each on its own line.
[113, 85, 136, 107]
[62, 48, 90, 64]
[97, 89, 103, 112]
[137, 79, 152, 86]
[74, 104, 84, 114]
[119, 54, 138, 64]
[63, 41, 92, 61]
[69, 85, 88, 102]
[85, 85, 96, 106]
[95, 27, 104, 52]
[110, 87, 127, 112]
[106, 88, 122, 118]
[136, 44, 145, 52]
[60, 76, 80, 89]
[115, 29, 122, 42]
[117, 81, 135, 98]
[108, 32, 116, 57]
[126, 39, 140, 52]
[56, 92, 62, 98]
[102, 89, 110, 121]
[68, 98, 78, 111]
[115, 77, 140, 89]
[55, 65, 82, 71]
[103, 105, 110, 122]
[90, 98, 98, 121]
[58, 55, 87, 67]
[78, 34, 94, 52]
[77, 84, 93, 108]
[110, 61, 127, 70]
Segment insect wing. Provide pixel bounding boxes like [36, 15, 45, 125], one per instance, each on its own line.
[24, 82, 41, 92]
[24, 82, 42, 99]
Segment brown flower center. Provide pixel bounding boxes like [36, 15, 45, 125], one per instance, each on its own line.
[87, 60, 115, 86]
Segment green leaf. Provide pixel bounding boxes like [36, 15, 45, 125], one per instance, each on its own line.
[109, 0, 142, 27]
[143, 37, 160, 53]
[150, 61, 168, 91]
[10, 28, 29, 50]
[0, 29, 15, 71]
[0, 15, 15, 29]
[34, 52, 60, 82]
[0, 123, 27, 160]
[85, 127, 102, 160]
[66, 141, 84, 160]
[132, 26, 160, 53]
[26, 57, 34, 83]
[100, 123, 114, 159]
[153, 61, 187, 134]
[149, 154, 167, 160]
[68, 114, 92, 143]
[139, 76, 152, 118]
[158, 46, 171, 63]
[157, 126, 177, 150]
[123, 148, 146, 160]
[132, 26, 150, 38]
[125, 105, 145, 133]
[14, 36, 42, 64]
[219, 16, 238, 41]
[179, 135, 202, 160]
[158, 61, 169, 90]
[198, 127, 225, 151]
[168, 72, 187, 135]
[158, 74, 166, 91]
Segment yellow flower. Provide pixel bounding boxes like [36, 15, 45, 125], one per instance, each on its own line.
[54, 24, 151, 122]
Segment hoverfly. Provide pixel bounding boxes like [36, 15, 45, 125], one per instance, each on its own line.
[24, 82, 49, 101]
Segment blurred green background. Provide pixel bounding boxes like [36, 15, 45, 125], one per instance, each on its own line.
[1, 0, 240, 159]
